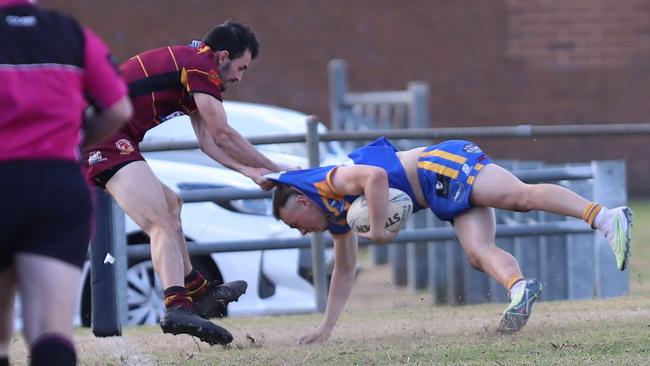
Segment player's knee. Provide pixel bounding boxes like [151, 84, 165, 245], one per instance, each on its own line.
[465, 252, 483, 271]
[512, 201, 532, 212]
[166, 192, 183, 215]
[509, 187, 534, 212]
[146, 215, 182, 239]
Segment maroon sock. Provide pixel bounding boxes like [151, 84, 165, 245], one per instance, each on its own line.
[184, 270, 209, 301]
[30, 334, 76, 366]
[163, 286, 193, 309]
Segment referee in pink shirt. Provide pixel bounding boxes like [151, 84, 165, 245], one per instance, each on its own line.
[0, 1, 132, 365]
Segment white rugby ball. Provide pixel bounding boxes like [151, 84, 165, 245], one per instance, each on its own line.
[346, 188, 413, 234]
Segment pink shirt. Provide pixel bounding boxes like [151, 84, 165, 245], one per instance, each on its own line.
[0, 2, 127, 162]
[0, 0, 30, 7]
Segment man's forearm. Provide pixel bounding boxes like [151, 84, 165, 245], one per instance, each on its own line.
[199, 138, 247, 173]
[322, 267, 356, 329]
[216, 128, 280, 171]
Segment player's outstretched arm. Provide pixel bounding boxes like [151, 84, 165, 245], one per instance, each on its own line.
[192, 93, 280, 171]
[298, 232, 358, 345]
[191, 116, 273, 188]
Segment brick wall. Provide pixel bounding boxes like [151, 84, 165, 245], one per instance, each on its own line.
[43, 0, 650, 196]
[506, 0, 650, 69]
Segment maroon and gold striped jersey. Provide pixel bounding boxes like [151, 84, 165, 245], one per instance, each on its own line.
[119, 41, 223, 142]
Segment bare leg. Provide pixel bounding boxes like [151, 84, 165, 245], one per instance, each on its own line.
[0, 267, 16, 357]
[454, 207, 543, 334]
[106, 161, 185, 288]
[452, 206, 522, 289]
[15, 254, 81, 345]
[106, 163, 235, 345]
[470, 164, 589, 218]
[160, 184, 193, 277]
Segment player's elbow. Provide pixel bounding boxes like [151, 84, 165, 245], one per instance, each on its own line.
[105, 96, 133, 126]
[367, 167, 388, 186]
[196, 127, 228, 153]
[196, 129, 214, 154]
[210, 128, 236, 147]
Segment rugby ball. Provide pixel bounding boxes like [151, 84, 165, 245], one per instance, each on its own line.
[346, 188, 413, 233]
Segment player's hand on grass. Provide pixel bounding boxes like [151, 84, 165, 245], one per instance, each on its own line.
[297, 325, 332, 344]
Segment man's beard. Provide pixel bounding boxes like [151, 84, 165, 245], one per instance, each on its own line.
[217, 63, 231, 92]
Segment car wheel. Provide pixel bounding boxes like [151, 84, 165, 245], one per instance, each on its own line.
[125, 258, 164, 325]
[80, 233, 223, 327]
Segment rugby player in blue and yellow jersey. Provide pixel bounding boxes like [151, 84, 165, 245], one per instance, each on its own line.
[269, 137, 632, 343]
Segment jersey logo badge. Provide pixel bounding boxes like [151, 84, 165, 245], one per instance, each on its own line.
[462, 143, 482, 153]
[115, 139, 135, 155]
[88, 151, 107, 166]
[435, 174, 450, 198]
[208, 69, 222, 88]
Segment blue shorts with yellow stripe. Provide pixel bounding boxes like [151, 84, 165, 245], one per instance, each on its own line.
[417, 140, 492, 222]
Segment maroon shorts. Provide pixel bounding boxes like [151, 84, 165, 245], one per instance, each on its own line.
[84, 129, 145, 187]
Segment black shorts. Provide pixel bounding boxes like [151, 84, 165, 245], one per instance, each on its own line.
[0, 160, 92, 270]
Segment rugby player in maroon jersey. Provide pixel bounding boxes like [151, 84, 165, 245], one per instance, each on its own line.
[84, 21, 283, 345]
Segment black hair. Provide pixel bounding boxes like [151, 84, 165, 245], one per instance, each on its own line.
[272, 183, 302, 220]
[202, 20, 259, 60]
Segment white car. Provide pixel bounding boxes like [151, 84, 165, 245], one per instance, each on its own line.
[142, 101, 346, 168]
[75, 101, 347, 326]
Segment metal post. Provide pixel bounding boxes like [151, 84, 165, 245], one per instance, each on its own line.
[328, 59, 348, 131]
[389, 243, 408, 286]
[427, 217, 449, 304]
[592, 160, 629, 298]
[404, 82, 430, 291]
[446, 238, 464, 304]
[540, 218, 569, 301]
[371, 244, 389, 265]
[566, 166, 597, 299]
[407, 82, 430, 129]
[306, 118, 328, 312]
[406, 210, 429, 290]
[90, 188, 127, 336]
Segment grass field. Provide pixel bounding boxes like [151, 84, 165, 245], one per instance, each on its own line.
[8, 201, 650, 365]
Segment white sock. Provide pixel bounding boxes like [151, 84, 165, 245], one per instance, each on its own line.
[593, 207, 608, 230]
[509, 280, 525, 300]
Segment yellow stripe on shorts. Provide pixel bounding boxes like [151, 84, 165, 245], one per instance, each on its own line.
[474, 163, 484, 171]
[417, 161, 459, 179]
[420, 149, 467, 164]
[467, 175, 475, 185]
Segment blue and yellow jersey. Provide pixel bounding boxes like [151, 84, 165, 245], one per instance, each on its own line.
[269, 137, 495, 229]
[267, 137, 424, 234]
[267, 165, 353, 234]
